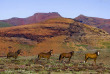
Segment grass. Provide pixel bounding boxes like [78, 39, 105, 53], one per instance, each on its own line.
[15, 44, 35, 51]
[102, 42, 110, 48]
[0, 49, 110, 73]
[0, 37, 36, 56]
[0, 17, 110, 73]
[32, 35, 75, 54]
[0, 17, 110, 55]
[0, 22, 13, 28]
[76, 44, 88, 48]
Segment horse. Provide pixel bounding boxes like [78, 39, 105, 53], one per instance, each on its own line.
[59, 51, 74, 62]
[84, 51, 100, 65]
[38, 50, 53, 60]
[7, 49, 22, 59]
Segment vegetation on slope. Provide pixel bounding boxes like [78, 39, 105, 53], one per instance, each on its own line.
[0, 18, 110, 56]
[75, 15, 110, 33]
[0, 22, 13, 28]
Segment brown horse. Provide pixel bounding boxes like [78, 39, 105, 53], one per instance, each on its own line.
[7, 49, 22, 59]
[84, 51, 100, 65]
[38, 50, 53, 60]
[59, 51, 74, 62]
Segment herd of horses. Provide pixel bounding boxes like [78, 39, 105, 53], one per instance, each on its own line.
[6, 49, 100, 65]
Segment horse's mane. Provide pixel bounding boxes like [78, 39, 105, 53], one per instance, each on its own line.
[16, 49, 21, 54]
[48, 50, 53, 54]
[40, 50, 53, 54]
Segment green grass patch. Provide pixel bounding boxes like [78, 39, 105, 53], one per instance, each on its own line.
[76, 44, 88, 48]
[0, 49, 110, 73]
[15, 44, 35, 51]
[102, 42, 110, 48]
[0, 22, 13, 28]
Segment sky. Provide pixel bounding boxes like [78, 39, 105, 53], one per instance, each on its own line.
[0, 0, 110, 20]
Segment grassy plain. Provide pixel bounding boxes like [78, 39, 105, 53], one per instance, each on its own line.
[0, 49, 110, 74]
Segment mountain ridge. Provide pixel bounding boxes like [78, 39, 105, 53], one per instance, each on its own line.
[75, 15, 110, 33]
[0, 12, 61, 26]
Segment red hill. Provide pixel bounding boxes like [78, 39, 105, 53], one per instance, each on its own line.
[75, 15, 110, 33]
[0, 12, 61, 26]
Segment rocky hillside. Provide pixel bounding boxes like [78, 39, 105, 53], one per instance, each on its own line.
[0, 18, 70, 43]
[68, 21, 110, 47]
[0, 12, 61, 26]
[75, 15, 110, 33]
[0, 17, 110, 56]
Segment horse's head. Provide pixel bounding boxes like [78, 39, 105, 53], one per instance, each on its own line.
[50, 49, 53, 53]
[95, 51, 100, 56]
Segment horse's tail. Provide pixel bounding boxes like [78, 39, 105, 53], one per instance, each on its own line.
[59, 55, 61, 60]
[38, 54, 40, 59]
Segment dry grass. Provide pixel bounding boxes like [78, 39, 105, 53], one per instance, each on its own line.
[31, 35, 73, 55]
[0, 49, 110, 73]
[0, 17, 110, 57]
[43, 17, 74, 24]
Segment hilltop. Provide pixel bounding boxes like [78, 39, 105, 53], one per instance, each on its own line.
[0, 12, 61, 26]
[1, 13, 110, 35]
[75, 15, 110, 33]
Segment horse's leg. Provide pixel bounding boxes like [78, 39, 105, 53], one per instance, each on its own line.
[38, 55, 41, 60]
[59, 55, 63, 63]
[59, 58, 62, 62]
[7, 54, 11, 59]
[59, 55, 61, 62]
[94, 58, 96, 65]
[47, 56, 50, 63]
[84, 55, 87, 63]
[48, 58, 50, 63]
[38, 58, 40, 60]
[60, 57, 63, 63]
[85, 58, 88, 63]
[68, 57, 71, 62]
[15, 56, 17, 59]
[7, 55, 9, 58]
[7, 56, 11, 59]
[61, 57, 64, 63]
[15, 54, 18, 59]
[14, 54, 17, 60]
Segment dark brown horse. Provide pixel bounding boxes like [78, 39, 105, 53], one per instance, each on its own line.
[7, 49, 22, 59]
[59, 51, 74, 62]
[84, 51, 100, 65]
[38, 50, 53, 60]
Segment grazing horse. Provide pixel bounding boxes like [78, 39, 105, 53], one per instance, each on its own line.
[7, 49, 22, 59]
[59, 51, 74, 62]
[38, 50, 53, 60]
[84, 51, 100, 65]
